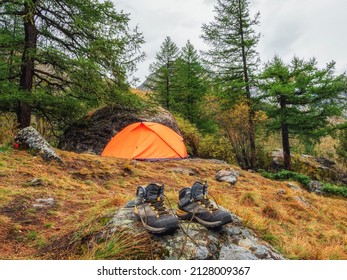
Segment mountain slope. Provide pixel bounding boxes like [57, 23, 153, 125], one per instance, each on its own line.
[0, 148, 346, 259]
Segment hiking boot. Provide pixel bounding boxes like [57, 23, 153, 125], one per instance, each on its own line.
[176, 181, 232, 228]
[134, 183, 179, 234]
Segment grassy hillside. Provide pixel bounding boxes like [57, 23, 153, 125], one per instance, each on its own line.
[0, 148, 346, 260]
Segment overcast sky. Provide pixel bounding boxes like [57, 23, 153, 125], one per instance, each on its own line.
[115, 0, 347, 85]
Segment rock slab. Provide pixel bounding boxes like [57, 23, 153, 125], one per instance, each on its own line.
[104, 202, 285, 260]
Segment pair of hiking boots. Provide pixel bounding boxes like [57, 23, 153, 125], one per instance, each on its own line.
[133, 181, 232, 234]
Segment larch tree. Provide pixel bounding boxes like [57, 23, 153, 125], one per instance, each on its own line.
[0, 0, 144, 129]
[201, 0, 260, 169]
[145, 36, 180, 110]
[174, 40, 207, 129]
[260, 56, 346, 170]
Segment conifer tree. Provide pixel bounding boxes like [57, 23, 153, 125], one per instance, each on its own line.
[201, 0, 260, 169]
[260, 56, 346, 170]
[175, 40, 207, 128]
[146, 36, 180, 110]
[0, 0, 144, 129]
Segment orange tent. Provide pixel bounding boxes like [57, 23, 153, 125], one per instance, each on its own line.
[101, 122, 188, 160]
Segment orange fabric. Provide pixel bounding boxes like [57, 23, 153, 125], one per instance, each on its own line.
[101, 122, 188, 160]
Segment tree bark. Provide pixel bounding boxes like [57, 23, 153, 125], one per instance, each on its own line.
[238, 0, 256, 169]
[280, 95, 292, 170]
[17, 1, 37, 128]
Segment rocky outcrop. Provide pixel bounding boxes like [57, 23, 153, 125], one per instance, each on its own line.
[15, 127, 63, 164]
[271, 149, 347, 186]
[58, 105, 182, 154]
[102, 202, 285, 260]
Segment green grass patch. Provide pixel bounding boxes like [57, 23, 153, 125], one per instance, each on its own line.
[0, 145, 12, 153]
[261, 231, 279, 246]
[322, 183, 347, 198]
[260, 169, 311, 188]
[27, 231, 39, 241]
[261, 169, 347, 198]
[44, 223, 54, 228]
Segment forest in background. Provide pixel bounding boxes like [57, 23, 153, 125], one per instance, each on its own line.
[0, 0, 346, 182]
[1, 0, 347, 262]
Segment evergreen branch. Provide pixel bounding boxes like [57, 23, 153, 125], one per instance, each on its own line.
[0, 73, 20, 81]
[36, 10, 84, 48]
[34, 68, 69, 84]
[34, 72, 67, 91]
[36, 30, 78, 53]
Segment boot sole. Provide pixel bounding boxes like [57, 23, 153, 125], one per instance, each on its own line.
[176, 208, 232, 228]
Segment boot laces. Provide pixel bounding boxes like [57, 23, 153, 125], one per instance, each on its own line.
[149, 197, 169, 216]
[200, 195, 219, 212]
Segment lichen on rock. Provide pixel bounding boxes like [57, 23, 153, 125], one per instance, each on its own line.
[102, 202, 285, 260]
[15, 126, 63, 164]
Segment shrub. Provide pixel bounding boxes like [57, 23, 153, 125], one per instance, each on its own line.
[0, 113, 17, 145]
[175, 115, 235, 163]
[175, 115, 201, 156]
[336, 129, 347, 166]
[322, 183, 347, 198]
[199, 134, 235, 163]
[261, 170, 311, 188]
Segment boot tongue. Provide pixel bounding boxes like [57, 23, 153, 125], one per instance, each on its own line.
[191, 181, 207, 200]
[145, 183, 164, 201]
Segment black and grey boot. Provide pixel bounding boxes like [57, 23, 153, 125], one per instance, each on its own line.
[134, 183, 179, 234]
[176, 181, 232, 228]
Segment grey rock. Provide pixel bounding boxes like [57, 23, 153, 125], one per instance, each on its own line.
[15, 127, 63, 164]
[170, 167, 196, 176]
[33, 197, 55, 208]
[314, 189, 324, 195]
[277, 189, 286, 195]
[195, 246, 210, 260]
[309, 180, 323, 193]
[225, 227, 242, 236]
[215, 169, 240, 185]
[102, 202, 285, 260]
[124, 200, 136, 208]
[271, 149, 284, 167]
[252, 244, 270, 259]
[29, 178, 45, 187]
[219, 244, 257, 260]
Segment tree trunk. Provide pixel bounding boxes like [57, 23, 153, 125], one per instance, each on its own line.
[17, 1, 37, 128]
[238, 0, 256, 169]
[280, 95, 291, 170]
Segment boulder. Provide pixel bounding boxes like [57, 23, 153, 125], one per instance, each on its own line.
[215, 169, 240, 185]
[15, 127, 63, 164]
[309, 180, 324, 194]
[58, 105, 182, 154]
[101, 202, 285, 260]
[271, 149, 284, 167]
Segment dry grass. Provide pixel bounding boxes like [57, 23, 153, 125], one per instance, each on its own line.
[0, 148, 346, 259]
